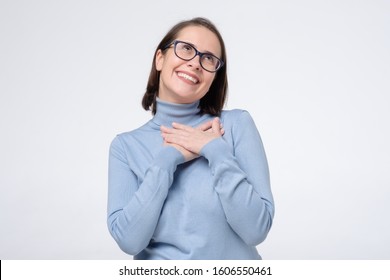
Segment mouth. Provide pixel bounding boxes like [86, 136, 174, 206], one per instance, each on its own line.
[177, 71, 199, 84]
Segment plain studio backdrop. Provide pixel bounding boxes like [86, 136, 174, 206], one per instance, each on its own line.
[1, 0, 389, 259]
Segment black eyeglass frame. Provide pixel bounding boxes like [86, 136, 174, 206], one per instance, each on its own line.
[163, 40, 224, 73]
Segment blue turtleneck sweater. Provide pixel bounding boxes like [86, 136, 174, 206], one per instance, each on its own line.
[107, 98, 274, 259]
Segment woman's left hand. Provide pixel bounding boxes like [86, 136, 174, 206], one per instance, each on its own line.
[161, 117, 224, 154]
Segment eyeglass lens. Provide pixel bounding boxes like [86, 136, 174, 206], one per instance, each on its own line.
[174, 41, 221, 72]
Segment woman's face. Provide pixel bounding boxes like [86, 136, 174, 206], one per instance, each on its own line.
[155, 25, 221, 104]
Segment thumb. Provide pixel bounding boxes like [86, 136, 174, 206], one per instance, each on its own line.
[196, 120, 213, 131]
[212, 117, 221, 135]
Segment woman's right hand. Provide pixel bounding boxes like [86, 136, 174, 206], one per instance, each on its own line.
[161, 118, 224, 162]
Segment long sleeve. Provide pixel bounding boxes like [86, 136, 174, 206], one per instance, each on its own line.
[200, 110, 274, 246]
[107, 136, 184, 255]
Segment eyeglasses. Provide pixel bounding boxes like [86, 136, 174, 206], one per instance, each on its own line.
[164, 40, 224, 73]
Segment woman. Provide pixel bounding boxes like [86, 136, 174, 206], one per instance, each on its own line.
[107, 17, 274, 260]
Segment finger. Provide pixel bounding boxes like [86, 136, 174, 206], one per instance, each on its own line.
[212, 117, 221, 135]
[160, 125, 172, 133]
[161, 130, 188, 142]
[161, 132, 174, 143]
[161, 125, 187, 136]
[161, 128, 177, 137]
[205, 125, 223, 133]
[172, 122, 194, 132]
[196, 120, 213, 131]
[200, 119, 223, 132]
[162, 133, 189, 149]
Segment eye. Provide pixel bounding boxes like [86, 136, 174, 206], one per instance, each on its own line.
[203, 54, 216, 64]
[180, 43, 193, 52]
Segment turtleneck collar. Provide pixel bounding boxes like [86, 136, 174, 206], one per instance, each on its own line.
[151, 97, 205, 127]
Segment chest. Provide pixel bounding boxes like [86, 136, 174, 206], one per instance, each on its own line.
[157, 157, 226, 234]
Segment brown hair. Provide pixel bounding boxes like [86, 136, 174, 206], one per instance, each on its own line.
[141, 17, 228, 116]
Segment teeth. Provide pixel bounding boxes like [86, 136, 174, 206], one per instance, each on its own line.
[178, 72, 198, 84]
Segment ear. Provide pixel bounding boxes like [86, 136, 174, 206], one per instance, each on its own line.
[155, 49, 164, 71]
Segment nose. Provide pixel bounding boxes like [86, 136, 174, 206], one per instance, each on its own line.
[186, 55, 202, 70]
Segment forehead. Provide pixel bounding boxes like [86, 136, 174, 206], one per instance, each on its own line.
[176, 25, 221, 56]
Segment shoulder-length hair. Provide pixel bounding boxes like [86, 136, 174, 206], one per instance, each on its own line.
[141, 17, 228, 116]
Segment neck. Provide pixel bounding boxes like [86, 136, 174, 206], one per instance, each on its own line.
[152, 97, 202, 127]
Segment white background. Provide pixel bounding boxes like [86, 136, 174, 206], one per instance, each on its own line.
[0, 0, 389, 259]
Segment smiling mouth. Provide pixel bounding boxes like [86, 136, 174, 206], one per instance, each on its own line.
[177, 72, 199, 84]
